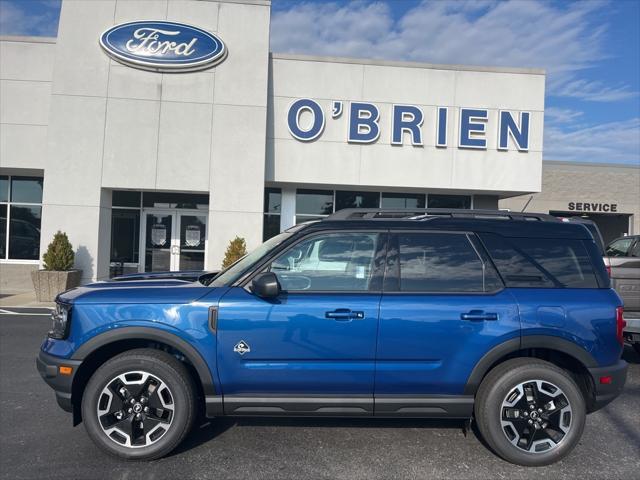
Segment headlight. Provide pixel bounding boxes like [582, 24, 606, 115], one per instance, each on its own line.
[49, 303, 72, 339]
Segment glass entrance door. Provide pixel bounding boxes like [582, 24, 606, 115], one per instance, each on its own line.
[177, 213, 207, 271]
[141, 210, 207, 272]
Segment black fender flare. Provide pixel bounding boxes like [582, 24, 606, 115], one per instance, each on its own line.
[72, 326, 216, 397]
[463, 335, 597, 395]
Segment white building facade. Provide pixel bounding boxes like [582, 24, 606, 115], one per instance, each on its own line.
[0, 0, 573, 290]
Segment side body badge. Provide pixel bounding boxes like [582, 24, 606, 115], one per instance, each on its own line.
[233, 340, 250, 356]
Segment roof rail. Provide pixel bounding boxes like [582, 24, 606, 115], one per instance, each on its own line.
[326, 208, 561, 222]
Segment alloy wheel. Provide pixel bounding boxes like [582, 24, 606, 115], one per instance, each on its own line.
[96, 370, 174, 448]
[500, 379, 572, 453]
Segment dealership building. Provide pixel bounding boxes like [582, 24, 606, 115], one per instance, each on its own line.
[1, 0, 638, 291]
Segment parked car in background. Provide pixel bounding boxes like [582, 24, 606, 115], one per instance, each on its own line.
[604, 235, 640, 353]
[37, 209, 627, 466]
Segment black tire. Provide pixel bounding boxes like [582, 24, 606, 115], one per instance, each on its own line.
[633, 343, 640, 357]
[475, 358, 586, 466]
[81, 348, 196, 460]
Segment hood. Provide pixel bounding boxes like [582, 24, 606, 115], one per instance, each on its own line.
[57, 279, 213, 305]
[111, 270, 216, 282]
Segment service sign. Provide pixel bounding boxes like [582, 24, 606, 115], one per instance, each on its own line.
[99, 21, 226, 72]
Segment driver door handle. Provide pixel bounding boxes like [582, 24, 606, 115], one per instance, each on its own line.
[460, 310, 498, 321]
[325, 309, 365, 321]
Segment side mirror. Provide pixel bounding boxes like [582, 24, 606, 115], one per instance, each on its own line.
[251, 272, 281, 299]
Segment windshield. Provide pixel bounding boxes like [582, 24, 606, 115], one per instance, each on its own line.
[208, 231, 293, 287]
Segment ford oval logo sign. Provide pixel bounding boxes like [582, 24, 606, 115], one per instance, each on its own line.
[99, 21, 227, 72]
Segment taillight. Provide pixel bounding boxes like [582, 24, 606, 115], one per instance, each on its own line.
[606, 265, 612, 277]
[616, 306, 626, 345]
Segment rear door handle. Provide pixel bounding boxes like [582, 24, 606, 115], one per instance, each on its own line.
[325, 309, 365, 321]
[461, 310, 498, 321]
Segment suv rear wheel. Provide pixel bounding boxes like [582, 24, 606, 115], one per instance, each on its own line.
[81, 348, 196, 460]
[475, 358, 586, 466]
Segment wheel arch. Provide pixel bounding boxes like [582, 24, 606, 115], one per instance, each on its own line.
[464, 335, 597, 408]
[70, 327, 217, 425]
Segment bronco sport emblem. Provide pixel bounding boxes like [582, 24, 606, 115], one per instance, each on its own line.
[233, 340, 250, 355]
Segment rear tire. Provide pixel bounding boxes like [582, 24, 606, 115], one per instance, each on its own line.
[475, 358, 586, 466]
[81, 348, 196, 460]
[633, 343, 640, 356]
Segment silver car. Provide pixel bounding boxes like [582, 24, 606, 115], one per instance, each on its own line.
[604, 235, 640, 353]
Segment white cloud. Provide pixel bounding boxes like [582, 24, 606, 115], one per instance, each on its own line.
[270, 0, 635, 102]
[544, 118, 640, 164]
[545, 107, 584, 124]
[553, 79, 638, 102]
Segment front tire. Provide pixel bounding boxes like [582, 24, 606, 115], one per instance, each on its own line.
[81, 348, 196, 460]
[475, 358, 586, 466]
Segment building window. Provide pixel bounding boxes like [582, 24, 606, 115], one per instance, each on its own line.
[427, 194, 471, 209]
[335, 190, 380, 211]
[293, 189, 436, 225]
[263, 188, 281, 241]
[142, 191, 209, 209]
[0, 175, 43, 261]
[296, 189, 333, 224]
[110, 209, 140, 265]
[110, 192, 142, 276]
[381, 193, 426, 209]
[113, 190, 141, 208]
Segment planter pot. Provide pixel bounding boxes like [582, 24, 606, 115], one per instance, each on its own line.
[31, 270, 82, 302]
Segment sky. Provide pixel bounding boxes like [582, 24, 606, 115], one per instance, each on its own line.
[0, 0, 638, 165]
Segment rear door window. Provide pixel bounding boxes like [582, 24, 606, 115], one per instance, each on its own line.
[395, 232, 502, 292]
[480, 233, 598, 288]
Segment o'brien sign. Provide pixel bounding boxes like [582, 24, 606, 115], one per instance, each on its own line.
[287, 99, 530, 150]
[99, 21, 227, 72]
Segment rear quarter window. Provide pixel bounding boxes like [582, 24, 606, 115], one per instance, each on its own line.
[479, 233, 598, 289]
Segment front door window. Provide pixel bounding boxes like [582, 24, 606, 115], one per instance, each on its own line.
[269, 232, 379, 291]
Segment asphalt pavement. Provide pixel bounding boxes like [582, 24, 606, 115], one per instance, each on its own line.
[1, 313, 638, 480]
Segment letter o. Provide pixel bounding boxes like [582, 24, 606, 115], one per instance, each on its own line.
[287, 99, 325, 142]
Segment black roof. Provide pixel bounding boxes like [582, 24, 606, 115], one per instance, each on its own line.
[292, 209, 594, 240]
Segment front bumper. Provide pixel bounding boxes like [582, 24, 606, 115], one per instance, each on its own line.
[36, 350, 82, 413]
[587, 359, 628, 412]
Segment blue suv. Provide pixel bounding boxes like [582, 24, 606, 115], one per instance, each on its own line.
[37, 209, 628, 466]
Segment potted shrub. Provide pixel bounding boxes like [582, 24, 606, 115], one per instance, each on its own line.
[31, 231, 82, 302]
[222, 236, 247, 268]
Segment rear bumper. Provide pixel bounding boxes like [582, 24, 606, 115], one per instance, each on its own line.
[36, 350, 82, 413]
[587, 359, 628, 412]
[623, 316, 640, 337]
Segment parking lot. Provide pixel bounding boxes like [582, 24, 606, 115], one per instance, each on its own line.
[1, 312, 638, 480]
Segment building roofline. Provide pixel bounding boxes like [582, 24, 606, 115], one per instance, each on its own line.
[0, 35, 57, 44]
[543, 160, 640, 170]
[270, 52, 545, 75]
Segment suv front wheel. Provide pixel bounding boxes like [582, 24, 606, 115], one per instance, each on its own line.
[475, 358, 586, 466]
[81, 348, 196, 460]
